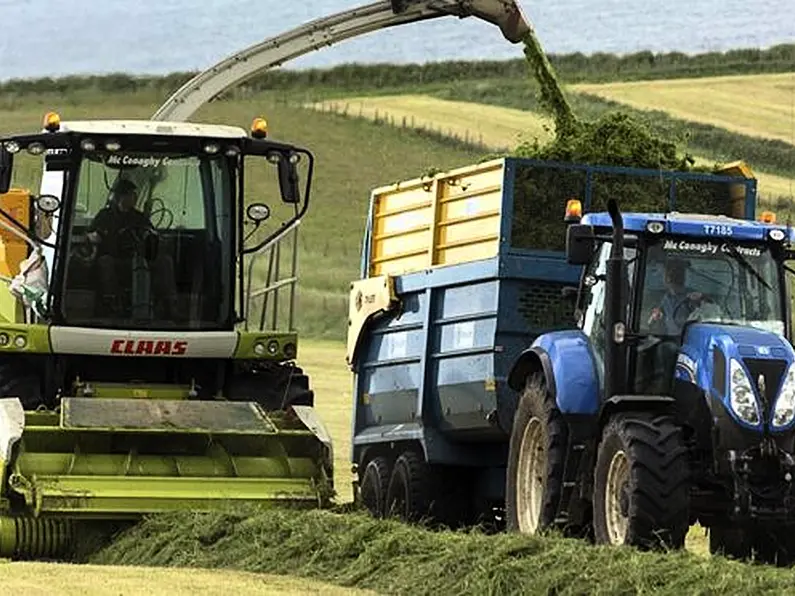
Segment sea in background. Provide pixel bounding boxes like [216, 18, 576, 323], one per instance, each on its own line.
[0, 0, 793, 81]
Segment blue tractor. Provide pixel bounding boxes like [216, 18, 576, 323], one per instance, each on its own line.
[507, 198, 795, 562]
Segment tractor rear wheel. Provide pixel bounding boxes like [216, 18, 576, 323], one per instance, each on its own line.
[0, 359, 43, 410]
[593, 412, 690, 550]
[505, 375, 569, 535]
[359, 456, 391, 518]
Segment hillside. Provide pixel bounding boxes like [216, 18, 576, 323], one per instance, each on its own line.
[572, 72, 795, 145]
[307, 93, 794, 203]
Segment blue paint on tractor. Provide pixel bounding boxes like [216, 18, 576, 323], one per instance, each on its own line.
[531, 331, 602, 415]
[680, 323, 795, 432]
[583, 211, 794, 242]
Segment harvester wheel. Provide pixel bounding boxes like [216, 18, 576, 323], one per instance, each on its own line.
[359, 456, 391, 518]
[385, 450, 434, 523]
[505, 374, 568, 535]
[0, 360, 43, 410]
[593, 413, 690, 550]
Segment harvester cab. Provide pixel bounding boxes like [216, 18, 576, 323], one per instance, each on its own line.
[0, 113, 333, 558]
[509, 197, 795, 563]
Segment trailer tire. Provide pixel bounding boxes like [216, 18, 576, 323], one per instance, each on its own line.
[594, 413, 690, 550]
[505, 375, 568, 535]
[385, 450, 434, 523]
[359, 456, 391, 518]
[0, 359, 43, 410]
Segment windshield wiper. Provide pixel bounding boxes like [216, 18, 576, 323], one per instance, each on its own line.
[723, 242, 772, 291]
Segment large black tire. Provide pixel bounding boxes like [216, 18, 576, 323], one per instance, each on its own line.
[382, 450, 476, 528]
[385, 450, 434, 523]
[505, 375, 569, 535]
[359, 456, 391, 518]
[0, 359, 43, 410]
[593, 413, 690, 550]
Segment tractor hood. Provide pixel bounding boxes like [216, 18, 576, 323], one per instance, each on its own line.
[677, 323, 795, 432]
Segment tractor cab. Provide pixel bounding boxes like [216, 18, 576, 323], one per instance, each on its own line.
[0, 113, 309, 333]
[565, 201, 795, 398]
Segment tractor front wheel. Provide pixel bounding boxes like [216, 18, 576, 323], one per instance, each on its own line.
[593, 413, 690, 550]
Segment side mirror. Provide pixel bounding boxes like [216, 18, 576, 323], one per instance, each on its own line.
[35, 194, 61, 213]
[0, 146, 12, 194]
[566, 224, 596, 265]
[276, 153, 300, 204]
[246, 202, 271, 223]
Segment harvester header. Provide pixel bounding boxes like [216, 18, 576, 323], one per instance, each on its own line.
[0, 113, 333, 558]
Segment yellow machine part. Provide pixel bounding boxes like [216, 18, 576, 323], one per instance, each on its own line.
[715, 160, 756, 219]
[368, 159, 506, 277]
[0, 188, 31, 279]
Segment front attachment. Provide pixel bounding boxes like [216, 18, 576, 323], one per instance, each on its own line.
[0, 397, 334, 523]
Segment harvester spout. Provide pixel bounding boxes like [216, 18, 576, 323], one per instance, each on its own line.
[154, 0, 534, 122]
[391, 0, 531, 43]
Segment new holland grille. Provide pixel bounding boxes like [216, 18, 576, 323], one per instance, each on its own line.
[744, 357, 788, 421]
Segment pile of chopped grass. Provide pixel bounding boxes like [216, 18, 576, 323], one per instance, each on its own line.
[505, 29, 749, 251]
[89, 506, 795, 595]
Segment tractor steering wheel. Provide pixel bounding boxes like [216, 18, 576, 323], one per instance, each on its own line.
[148, 197, 174, 230]
[73, 236, 98, 263]
[671, 293, 713, 324]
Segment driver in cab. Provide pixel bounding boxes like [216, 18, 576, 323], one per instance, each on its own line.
[648, 258, 705, 336]
[87, 178, 178, 318]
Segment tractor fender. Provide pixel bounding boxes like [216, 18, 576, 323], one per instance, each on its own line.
[507, 330, 601, 416]
[598, 395, 676, 426]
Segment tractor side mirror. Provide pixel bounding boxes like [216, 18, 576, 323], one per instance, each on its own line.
[566, 224, 595, 265]
[276, 153, 301, 204]
[0, 146, 12, 194]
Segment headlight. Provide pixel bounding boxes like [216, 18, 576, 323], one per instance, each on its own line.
[729, 359, 761, 425]
[772, 362, 795, 429]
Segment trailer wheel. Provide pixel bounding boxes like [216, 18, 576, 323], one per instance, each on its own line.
[505, 375, 568, 534]
[0, 360, 43, 410]
[359, 456, 391, 518]
[385, 450, 433, 523]
[594, 413, 690, 550]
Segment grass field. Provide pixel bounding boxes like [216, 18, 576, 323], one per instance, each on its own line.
[5, 562, 371, 595]
[572, 72, 795, 145]
[307, 93, 795, 203]
[308, 95, 554, 151]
